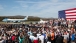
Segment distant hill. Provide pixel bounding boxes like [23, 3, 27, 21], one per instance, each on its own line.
[0, 16, 25, 19]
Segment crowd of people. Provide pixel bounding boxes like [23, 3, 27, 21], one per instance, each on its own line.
[0, 19, 76, 43]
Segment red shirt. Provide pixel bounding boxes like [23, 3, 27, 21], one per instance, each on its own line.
[33, 40, 38, 43]
[12, 36, 16, 41]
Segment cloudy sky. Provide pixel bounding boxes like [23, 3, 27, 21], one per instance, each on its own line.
[0, 0, 76, 18]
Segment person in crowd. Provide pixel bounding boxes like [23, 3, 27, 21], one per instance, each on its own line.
[47, 33, 51, 43]
[63, 31, 68, 43]
[11, 34, 16, 43]
[50, 29, 55, 43]
[0, 19, 76, 43]
[18, 33, 24, 43]
[55, 32, 64, 43]
[33, 33, 39, 43]
[39, 33, 44, 43]
[71, 32, 75, 43]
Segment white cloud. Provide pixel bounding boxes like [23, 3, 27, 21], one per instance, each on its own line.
[16, 0, 76, 18]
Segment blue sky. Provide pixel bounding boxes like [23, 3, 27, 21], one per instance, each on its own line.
[0, 0, 76, 18]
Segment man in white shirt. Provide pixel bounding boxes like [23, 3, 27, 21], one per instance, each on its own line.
[29, 35, 34, 41]
[62, 33, 68, 43]
[39, 33, 44, 43]
[37, 33, 41, 38]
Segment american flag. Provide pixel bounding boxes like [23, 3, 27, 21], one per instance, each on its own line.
[65, 8, 76, 20]
[58, 8, 76, 21]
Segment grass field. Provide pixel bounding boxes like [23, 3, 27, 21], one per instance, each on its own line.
[0, 21, 38, 24]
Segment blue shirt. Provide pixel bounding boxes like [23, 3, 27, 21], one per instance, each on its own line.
[43, 33, 46, 39]
[71, 34, 75, 41]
